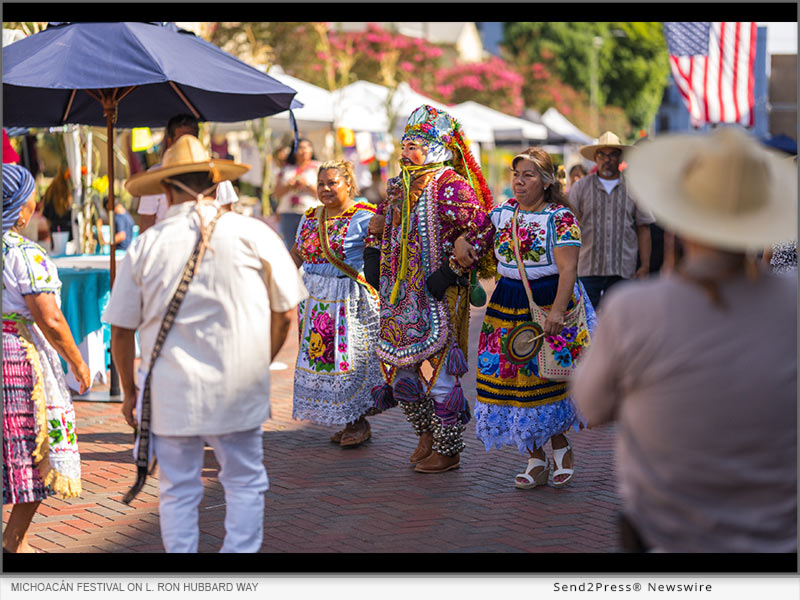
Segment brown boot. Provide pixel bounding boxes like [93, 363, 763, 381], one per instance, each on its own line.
[414, 451, 460, 473]
[409, 431, 434, 464]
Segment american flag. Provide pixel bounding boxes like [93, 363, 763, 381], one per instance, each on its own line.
[664, 22, 757, 127]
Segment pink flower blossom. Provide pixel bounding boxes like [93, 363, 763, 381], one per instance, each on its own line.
[498, 354, 521, 379]
[313, 312, 335, 343]
[487, 328, 503, 354]
[400, 61, 414, 72]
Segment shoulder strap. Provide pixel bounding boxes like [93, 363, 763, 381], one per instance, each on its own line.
[122, 207, 225, 505]
[511, 205, 540, 320]
[511, 205, 583, 321]
[316, 206, 379, 303]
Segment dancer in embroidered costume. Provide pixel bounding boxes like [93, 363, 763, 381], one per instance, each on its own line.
[366, 105, 495, 473]
[3, 165, 91, 552]
[473, 147, 596, 489]
[290, 160, 384, 447]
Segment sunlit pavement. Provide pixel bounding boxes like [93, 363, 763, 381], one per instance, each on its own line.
[3, 279, 621, 554]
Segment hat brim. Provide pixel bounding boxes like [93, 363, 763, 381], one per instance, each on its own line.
[625, 133, 797, 251]
[126, 160, 250, 197]
[579, 143, 629, 161]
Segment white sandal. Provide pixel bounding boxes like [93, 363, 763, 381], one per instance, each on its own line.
[515, 456, 550, 489]
[551, 444, 575, 488]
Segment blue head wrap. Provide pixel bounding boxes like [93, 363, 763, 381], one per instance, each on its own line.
[3, 164, 36, 233]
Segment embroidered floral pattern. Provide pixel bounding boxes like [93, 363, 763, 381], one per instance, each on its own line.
[293, 273, 383, 426]
[554, 210, 581, 243]
[3, 231, 61, 294]
[490, 199, 580, 280]
[495, 218, 547, 264]
[478, 322, 540, 380]
[303, 303, 337, 372]
[297, 203, 374, 265]
[544, 323, 590, 369]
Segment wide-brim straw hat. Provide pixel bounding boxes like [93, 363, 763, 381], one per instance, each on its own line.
[625, 126, 797, 251]
[126, 134, 250, 196]
[579, 131, 631, 161]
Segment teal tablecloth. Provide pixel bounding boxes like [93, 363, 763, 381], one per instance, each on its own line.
[58, 267, 111, 344]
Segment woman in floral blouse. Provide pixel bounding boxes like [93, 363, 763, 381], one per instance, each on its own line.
[290, 160, 384, 447]
[474, 147, 596, 489]
[3, 165, 91, 552]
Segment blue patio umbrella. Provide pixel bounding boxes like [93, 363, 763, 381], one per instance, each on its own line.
[4, 22, 304, 502]
[3, 21, 302, 283]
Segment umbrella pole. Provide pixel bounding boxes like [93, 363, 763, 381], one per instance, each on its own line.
[104, 99, 120, 398]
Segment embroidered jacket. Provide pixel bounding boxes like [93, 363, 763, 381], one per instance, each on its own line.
[374, 166, 494, 367]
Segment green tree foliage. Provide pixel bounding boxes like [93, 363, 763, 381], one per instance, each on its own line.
[503, 22, 670, 131]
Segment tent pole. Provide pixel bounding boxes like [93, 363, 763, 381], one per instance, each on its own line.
[103, 94, 120, 397]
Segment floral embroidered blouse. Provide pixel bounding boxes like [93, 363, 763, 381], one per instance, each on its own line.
[491, 198, 581, 280]
[2, 231, 62, 319]
[374, 167, 495, 367]
[295, 201, 377, 277]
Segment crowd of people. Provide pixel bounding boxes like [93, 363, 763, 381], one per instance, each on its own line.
[3, 104, 796, 555]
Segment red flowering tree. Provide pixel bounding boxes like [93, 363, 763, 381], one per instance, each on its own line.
[411, 57, 525, 117]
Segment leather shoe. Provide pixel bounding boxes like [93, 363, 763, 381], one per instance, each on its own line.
[409, 431, 434, 464]
[414, 451, 460, 473]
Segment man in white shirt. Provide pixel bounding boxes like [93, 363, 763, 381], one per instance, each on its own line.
[136, 114, 199, 232]
[104, 135, 307, 553]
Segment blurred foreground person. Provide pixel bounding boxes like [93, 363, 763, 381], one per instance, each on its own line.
[105, 135, 306, 553]
[571, 127, 797, 553]
[3, 165, 90, 553]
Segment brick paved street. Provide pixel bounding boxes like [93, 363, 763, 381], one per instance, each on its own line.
[3, 281, 622, 555]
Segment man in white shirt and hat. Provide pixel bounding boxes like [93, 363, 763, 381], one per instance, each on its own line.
[136, 114, 199, 232]
[568, 131, 655, 309]
[104, 134, 307, 553]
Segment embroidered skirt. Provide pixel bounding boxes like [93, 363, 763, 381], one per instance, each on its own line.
[293, 272, 384, 425]
[474, 276, 597, 454]
[2, 319, 81, 504]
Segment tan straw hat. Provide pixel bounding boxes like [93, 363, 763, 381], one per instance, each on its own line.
[579, 131, 631, 161]
[125, 134, 250, 196]
[625, 126, 797, 251]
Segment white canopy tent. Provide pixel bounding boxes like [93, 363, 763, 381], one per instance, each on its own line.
[451, 101, 548, 143]
[210, 66, 334, 134]
[541, 107, 594, 145]
[332, 80, 494, 144]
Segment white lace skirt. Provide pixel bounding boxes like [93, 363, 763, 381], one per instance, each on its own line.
[292, 272, 382, 425]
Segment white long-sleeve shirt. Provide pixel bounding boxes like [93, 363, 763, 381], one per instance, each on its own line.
[103, 201, 307, 436]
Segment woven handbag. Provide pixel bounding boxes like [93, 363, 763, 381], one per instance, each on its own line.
[503, 205, 590, 381]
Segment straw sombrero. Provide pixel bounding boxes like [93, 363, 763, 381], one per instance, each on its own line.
[126, 134, 250, 196]
[579, 131, 631, 161]
[625, 127, 797, 251]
